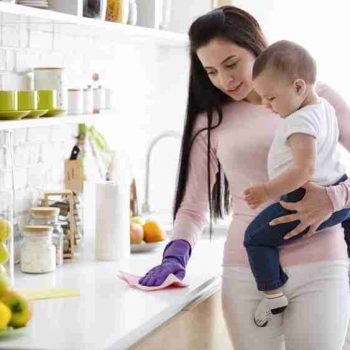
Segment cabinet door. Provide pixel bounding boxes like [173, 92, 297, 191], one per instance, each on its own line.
[130, 289, 233, 350]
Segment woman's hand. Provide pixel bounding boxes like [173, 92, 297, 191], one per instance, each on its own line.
[269, 182, 334, 239]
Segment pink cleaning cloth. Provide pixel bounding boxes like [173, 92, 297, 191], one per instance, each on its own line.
[117, 270, 188, 291]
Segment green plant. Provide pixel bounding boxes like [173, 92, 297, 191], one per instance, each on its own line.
[77, 124, 114, 180]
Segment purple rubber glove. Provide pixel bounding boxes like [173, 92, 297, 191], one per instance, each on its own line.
[138, 239, 192, 287]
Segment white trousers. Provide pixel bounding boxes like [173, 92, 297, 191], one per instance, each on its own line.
[221, 260, 350, 350]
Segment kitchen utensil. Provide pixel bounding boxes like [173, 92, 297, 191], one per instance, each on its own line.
[69, 145, 80, 160]
[43, 191, 78, 260]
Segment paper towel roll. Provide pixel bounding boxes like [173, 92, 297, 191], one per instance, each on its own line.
[95, 181, 130, 261]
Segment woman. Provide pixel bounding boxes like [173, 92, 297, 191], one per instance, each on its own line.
[139, 6, 350, 349]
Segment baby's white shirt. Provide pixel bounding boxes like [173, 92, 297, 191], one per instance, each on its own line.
[267, 98, 346, 186]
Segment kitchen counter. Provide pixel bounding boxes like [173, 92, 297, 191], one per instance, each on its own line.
[0, 232, 225, 350]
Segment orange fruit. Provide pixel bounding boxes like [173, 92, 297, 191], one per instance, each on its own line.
[143, 220, 166, 243]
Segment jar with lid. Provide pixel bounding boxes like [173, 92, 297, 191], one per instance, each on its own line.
[29, 207, 64, 267]
[20, 226, 56, 274]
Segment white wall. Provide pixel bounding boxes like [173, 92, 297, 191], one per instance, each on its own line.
[233, 0, 350, 169]
[233, 0, 350, 100]
[167, 0, 212, 33]
[0, 14, 190, 241]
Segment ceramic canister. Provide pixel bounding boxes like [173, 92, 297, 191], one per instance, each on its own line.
[33, 68, 67, 110]
[68, 89, 83, 115]
[93, 86, 106, 113]
[83, 87, 94, 114]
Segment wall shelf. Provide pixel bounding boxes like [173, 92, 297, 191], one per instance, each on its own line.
[0, 111, 115, 130]
[0, 2, 189, 47]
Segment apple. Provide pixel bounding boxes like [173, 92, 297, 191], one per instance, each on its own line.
[0, 243, 9, 264]
[0, 274, 10, 297]
[130, 223, 144, 244]
[130, 216, 145, 226]
[0, 219, 11, 242]
[0, 301, 11, 331]
[1, 291, 32, 328]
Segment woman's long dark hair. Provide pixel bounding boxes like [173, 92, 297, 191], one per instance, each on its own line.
[173, 6, 268, 235]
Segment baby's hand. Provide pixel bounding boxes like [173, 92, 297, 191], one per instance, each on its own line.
[243, 184, 269, 209]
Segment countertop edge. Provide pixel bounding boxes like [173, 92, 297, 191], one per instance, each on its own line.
[111, 275, 222, 350]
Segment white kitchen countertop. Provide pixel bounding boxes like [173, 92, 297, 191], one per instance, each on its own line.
[0, 232, 226, 350]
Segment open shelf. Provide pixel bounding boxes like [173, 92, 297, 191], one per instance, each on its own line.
[0, 110, 115, 130]
[0, 2, 188, 47]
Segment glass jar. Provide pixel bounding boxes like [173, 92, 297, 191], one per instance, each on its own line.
[20, 226, 56, 274]
[29, 207, 64, 267]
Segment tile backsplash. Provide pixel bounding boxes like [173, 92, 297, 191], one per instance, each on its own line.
[0, 14, 190, 241]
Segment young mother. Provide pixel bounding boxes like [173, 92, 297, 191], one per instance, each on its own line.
[139, 6, 350, 349]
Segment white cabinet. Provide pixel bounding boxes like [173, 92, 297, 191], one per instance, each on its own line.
[130, 289, 233, 350]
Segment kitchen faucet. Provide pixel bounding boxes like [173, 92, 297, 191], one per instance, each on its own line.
[141, 130, 181, 215]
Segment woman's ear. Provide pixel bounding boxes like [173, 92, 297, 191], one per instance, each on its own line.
[293, 79, 307, 95]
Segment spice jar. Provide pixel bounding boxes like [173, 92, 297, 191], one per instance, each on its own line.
[29, 207, 64, 267]
[20, 226, 56, 274]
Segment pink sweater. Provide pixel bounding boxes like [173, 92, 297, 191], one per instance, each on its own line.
[173, 82, 350, 267]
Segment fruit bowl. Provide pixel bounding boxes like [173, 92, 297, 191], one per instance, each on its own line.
[131, 240, 167, 253]
[0, 326, 27, 338]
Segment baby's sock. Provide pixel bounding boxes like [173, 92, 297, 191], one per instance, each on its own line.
[254, 292, 288, 327]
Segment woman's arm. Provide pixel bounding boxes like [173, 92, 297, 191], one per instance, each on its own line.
[172, 118, 219, 248]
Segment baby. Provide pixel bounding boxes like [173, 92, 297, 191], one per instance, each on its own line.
[243, 40, 350, 327]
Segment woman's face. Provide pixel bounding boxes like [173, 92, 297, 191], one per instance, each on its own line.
[196, 38, 257, 101]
